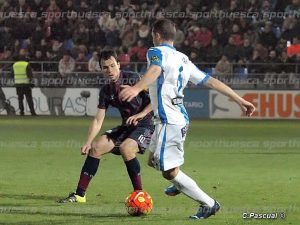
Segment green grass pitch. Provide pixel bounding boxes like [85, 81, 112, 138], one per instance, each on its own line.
[0, 117, 299, 225]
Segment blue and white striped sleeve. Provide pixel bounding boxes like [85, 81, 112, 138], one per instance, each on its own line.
[188, 60, 211, 85]
[147, 47, 163, 68]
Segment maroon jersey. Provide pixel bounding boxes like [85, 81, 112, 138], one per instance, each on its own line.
[98, 71, 153, 125]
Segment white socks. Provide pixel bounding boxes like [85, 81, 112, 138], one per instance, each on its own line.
[171, 170, 215, 207]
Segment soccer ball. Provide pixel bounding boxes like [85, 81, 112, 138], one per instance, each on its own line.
[125, 191, 153, 216]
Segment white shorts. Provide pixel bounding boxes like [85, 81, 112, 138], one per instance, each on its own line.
[149, 123, 188, 171]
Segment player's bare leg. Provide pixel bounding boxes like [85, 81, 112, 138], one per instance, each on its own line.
[162, 167, 220, 219]
[119, 138, 142, 190]
[89, 135, 115, 158]
[58, 135, 115, 203]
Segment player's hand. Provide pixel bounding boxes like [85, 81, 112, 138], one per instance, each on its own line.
[239, 99, 255, 117]
[120, 85, 139, 102]
[81, 143, 92, 155]
[126, 112, 145, 126]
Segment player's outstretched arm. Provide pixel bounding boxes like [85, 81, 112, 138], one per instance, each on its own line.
[205, 77, 255, 117]
[120, 65, 162, 102]
[126, 103, 152, 126]
[81, 108, 106, 155]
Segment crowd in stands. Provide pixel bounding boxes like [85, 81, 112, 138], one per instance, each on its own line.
[0, 0, 299, 79]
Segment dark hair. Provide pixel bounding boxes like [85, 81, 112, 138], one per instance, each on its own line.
[99, 49, 118, 62]
[152, 19, 176, 41]
[63, 50, 72, 56]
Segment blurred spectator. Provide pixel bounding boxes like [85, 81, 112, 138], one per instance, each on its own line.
[247, 0, 260, 15]
[233, 59, 248, 80]
[243, 26, 259, 47]
[51, 40, 63, 56]
[174, 27, 185, 49]
[265, 50, 281, 73]
[223, 36, 239, 62]
[59, 51, 75, 76]
[137, 20, 151, 47]
[279, 51, 295, 73]
[195, 25, 212, 48]
[120, 23, 137, 48]
[105, 24, 121, 47]
[46, 0, 61, 25]
[129, 39, 147, 72]
[61, 0, 75, 12]
[178, 40, 193, 57]
[89, 26, 106, 48]
[120, 0, 136, 12]
[77, 45, 88, 56]
[274, 0, 288, 11]
[30, 0, 45, 17]
[189, 51, 202, 63]
[88, 51, 101, 72]
[281, 17, 300, 40]
[215, 55, 232, 76]
[0, 49, 13, 61]
[259, 22, 278, 50]
[90, 0, 100, 9]
[165, 0, 182, 12]
[77, 0, 90, 13]
[192, 41, 206, 59]
[115, 16, 128, 32]
[31, 25, 44, 47]
[206, 39, 223, 63]
[238, 17, 250, 34]
[14, 0, 31, 13]
[44, 50, 58, 72]
[213, 23, 229, 47]
[285, 0, 300, 16]
[228, 0, 239, 13]
[210, 2, 222, 23]
[249, 47, 267, 81]
[275, 38, 287, 56]
[75, 52, 88, 72]
[260, 0, 272, 18]
[254, 43, 269, 61]
[287, 37, 300, 57]
[31, 50, 45, 71]
[0, 0, 12, 12]
[98, 13, 116, 33]
[118, 46, 132, 70]
[12, 20, 33, 41]
[129, 40, 147, 62]
[238, 38, 254, 62]
[265, 50, 281, 88]
[230, 24, 243, 46]
[50, 18, 66, 42]
[73, 24, 89, 45]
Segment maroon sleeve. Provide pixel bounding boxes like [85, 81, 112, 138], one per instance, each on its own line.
[97, 86, 109, 109]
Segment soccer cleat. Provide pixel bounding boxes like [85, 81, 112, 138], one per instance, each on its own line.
[164, 184, 181, 196]
[57, 192, 86, 203]
[189, 200, 220, 219]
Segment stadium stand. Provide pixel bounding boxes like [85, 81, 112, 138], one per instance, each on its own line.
[0, 0, 299, 89]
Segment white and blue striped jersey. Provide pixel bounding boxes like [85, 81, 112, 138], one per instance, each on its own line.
[146, 44, 210, 125]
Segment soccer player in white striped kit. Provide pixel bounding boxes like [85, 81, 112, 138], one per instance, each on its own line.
[120, 19, 255, 219]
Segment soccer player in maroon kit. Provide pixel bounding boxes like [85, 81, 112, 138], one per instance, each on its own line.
[59, 50, 154, 203]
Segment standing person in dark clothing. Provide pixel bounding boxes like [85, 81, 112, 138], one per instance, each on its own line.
[58, 50, 154, 203]
[12, 50, 36, 116]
